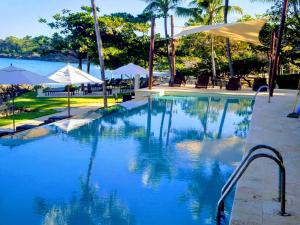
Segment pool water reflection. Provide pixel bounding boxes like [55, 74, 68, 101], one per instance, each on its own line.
[0, 95, 253, 225]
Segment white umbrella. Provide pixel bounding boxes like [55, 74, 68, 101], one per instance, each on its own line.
[0, 65, 54, 132]
[112, 63, 148, 95]
[112, 63, 148, 77]
[48, 64, 103, 117]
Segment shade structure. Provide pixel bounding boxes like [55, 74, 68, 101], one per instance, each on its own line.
[0, 65, 54, 133]
[48, 65, 103, 118]
[112, 63, 148, 77]
[174, 19, 266, 45]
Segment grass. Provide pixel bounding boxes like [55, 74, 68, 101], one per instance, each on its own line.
[0, 92, 121, 126]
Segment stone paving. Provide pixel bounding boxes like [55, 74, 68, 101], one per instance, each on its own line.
[230, 89, 300, 225]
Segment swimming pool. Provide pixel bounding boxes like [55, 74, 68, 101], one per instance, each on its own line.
[0, 94, 253, 225]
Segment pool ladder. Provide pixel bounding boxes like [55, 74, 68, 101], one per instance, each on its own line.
[253, 85, 270, 103]
[216, 145, 290, 225]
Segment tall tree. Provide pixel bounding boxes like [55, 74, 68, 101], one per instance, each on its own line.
[90, 0, 108, 108]
[143, 0, 181, 80]
[224, 0, 235, 77]
[177, 0, 242, 78]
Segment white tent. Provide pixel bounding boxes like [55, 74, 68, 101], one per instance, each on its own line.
[0, 65, 54, 132]
[174, 19, 266, 45]
[48, 64, 103, 117]
[112, 63, 148, 77]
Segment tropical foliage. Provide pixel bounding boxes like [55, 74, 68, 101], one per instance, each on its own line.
[0, 1, 299, 77]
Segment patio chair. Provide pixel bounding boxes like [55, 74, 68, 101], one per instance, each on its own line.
[226, 77, 241, 90]
[44, 87, 65, 96]
[171, 73, 186, 87]
[252, 78, 268, 91]
[211, 75, 228, 89]
[195, 75, 210, 89]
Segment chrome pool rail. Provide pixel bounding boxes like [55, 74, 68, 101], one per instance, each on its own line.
[216, 146, 290, 225]
[253, 85, 270, 103]
[221, 145, 283, 200]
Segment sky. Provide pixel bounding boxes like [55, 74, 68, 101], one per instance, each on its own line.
[0, 0, 272, 39]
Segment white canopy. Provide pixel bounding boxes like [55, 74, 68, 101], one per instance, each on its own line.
[174, 19, 266, 45]
[0, 65, 53, 85]
[49, 64, 103, 84]
[112, 63, 148, 77]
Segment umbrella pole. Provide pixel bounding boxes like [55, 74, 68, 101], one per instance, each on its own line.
[67, 85, 71, 117]
[11, 85, 16, 133]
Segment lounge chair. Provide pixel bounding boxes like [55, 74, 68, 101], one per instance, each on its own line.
[0, 130, 14, 137]
[44, 115, 69, 124]
[226, 77, 241, 90]
[195, 75, 210, 89]
[171, 75, 186, 87]
[16, 124, 39, 132]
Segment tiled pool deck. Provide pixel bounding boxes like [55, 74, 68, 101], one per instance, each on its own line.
[137, 86, 300, 225]
[230, 89, 300, 225]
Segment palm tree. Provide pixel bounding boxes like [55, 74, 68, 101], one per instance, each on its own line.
[177, 0, 242, 78]
[91, 0, 108, 108]
[224, 0, 235, 77]
[143, 0, 181, 80]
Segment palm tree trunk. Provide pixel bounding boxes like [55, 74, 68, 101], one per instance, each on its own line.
[166, 99, 173, 147]
[78, 56, 83, 70]
[210, 35, 217, 78]
[87, 54, 91, 74]
[224, 0, 235, 77]
[91, 0, 108, 108]
[164, 16, 173, 83]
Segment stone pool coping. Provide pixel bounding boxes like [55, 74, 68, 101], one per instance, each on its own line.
[230, 89, 300, 225]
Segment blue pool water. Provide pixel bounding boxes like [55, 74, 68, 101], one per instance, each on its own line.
[0, 95, 253, 225]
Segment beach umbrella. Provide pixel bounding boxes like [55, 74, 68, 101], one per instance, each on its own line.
[0, 65, 54, 132]
[48, 64, 103, 117]
[112, 63, 148, 77]
[112, 63, 148, 94]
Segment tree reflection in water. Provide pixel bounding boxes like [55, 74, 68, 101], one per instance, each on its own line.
[34, 123, 135, 225]
[39, 95, 253, 223]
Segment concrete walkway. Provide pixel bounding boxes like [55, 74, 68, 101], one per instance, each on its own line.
[230, 89, 300, 225]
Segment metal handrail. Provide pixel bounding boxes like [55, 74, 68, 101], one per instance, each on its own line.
[216, 153, 289, 225]
[254, 85, 270, 103]
[221, 145, 283, 200]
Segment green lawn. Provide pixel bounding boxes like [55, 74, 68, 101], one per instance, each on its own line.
[0, 92, 120, 126]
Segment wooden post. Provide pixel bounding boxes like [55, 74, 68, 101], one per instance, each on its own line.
[269, 0, 289, 97]
[11, 85, 16, 133]
[170, 15, 176, 85]
[148, 18, 155, 90]
[67, 85, 71, 117]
